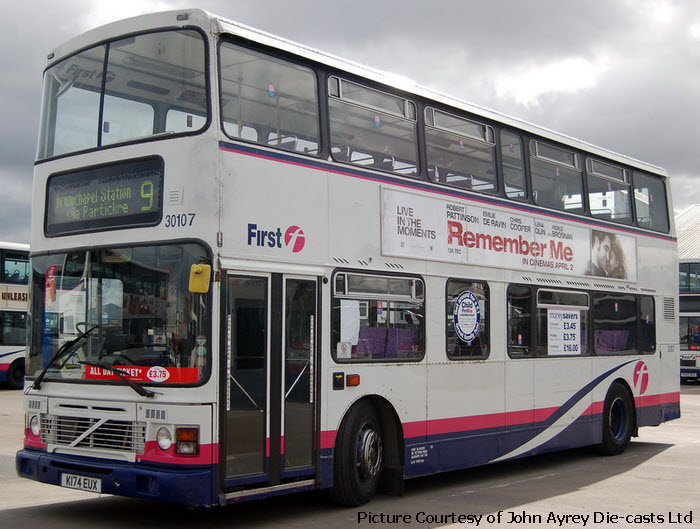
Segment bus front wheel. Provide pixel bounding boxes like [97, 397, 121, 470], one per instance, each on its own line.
[330, 401, 383, 506]
[7, 360, 25, 390]
[599, 382, 634, 455]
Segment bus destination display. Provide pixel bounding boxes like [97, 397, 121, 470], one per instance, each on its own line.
[45, 157, 163, 236]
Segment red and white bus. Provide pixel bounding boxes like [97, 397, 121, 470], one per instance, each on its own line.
[0, 242, 29, 389]
[18, 9, 679, 507]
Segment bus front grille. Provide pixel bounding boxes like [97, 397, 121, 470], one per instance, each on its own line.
[41, 414, 146, 453]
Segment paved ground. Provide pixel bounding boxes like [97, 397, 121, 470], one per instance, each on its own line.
[0, 384, 698, 528]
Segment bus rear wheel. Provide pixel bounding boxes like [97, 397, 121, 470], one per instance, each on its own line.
[330, 401, 383, 506]
[7, 360, 25, 390]
[599, 382, 634, 455]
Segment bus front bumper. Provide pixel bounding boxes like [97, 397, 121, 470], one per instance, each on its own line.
[16, 449, 216, 507]
[681, 367, 700, 381]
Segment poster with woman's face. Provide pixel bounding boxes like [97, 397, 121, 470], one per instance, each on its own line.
[586, 230, 636, 280]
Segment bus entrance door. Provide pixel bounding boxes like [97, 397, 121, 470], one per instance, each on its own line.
[222, 272, 318, 493]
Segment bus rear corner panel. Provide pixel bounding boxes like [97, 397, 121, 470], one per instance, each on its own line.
[16, 449, 218, 507]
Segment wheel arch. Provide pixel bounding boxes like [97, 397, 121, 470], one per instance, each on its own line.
[608, 377, 638, 437]
[334, 394, 405, 496]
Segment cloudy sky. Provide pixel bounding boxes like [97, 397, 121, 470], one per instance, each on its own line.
[1, 0, 698, 243]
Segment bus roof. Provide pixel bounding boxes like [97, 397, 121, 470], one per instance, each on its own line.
[0, 241, 30, 252]
[45, 8, 668, 178]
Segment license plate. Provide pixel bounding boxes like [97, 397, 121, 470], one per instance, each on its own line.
[61, 473, 102, 493]
[681, 372, 697, 378]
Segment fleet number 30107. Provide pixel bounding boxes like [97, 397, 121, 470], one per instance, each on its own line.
[164, 213, 196, 228]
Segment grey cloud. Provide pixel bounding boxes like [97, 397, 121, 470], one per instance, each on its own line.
[1, 0, 699, 245]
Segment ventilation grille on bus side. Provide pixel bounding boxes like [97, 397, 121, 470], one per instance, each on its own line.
[663, 297, 676, 321]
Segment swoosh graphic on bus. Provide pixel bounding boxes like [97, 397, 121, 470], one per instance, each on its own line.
[219, 140, 676, 242]
[0, 348, 24, 359]
[490, 359, 637, 462]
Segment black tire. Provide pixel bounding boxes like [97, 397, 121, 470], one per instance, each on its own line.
[330, 401, 383, 506]
[599, 382, 634, 455]
[7, 360, 25, 390]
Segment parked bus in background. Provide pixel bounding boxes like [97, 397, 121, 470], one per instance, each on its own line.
[0, 242, 29, 389]
[17, 10, 679, 507]
[676, 205, 700, 382]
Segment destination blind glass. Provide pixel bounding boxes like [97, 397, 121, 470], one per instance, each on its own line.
[45, 157, 163, 236]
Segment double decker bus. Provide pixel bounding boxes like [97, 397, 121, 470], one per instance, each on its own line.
[676, 205, 700, 382]
[17, 9, 679, 507]
[0, 242, 29, 389]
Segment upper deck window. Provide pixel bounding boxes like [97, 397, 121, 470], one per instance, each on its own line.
[37, 29, 207, 160]
[633, 171, 669, 233]
[425, 108, 496, 194]
[329, 77, 418, 177]
[680, 262, 700, 292]
[219, 43, 320, 155]
[501, 131, 527, 201]
[586, 158, 632, 225]
[529, 140, 583, 213]
[2, 250, 29, 284]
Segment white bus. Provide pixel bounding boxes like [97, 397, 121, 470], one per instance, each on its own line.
[0, 242, 29, 389]
[676, 205, 700, 382]
[18, 9, 679, 507]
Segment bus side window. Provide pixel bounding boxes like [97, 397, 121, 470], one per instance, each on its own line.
[586, 158, 632, 225]
[328, 77, 418, 178]
[425, 108, 496, 195]
[633, 171, 669, 233]
[592, 293, 637, 355]
[219, 42, 320, 156]
[446, 279, 489, 359]
[501, 130, 527, 201]
[507, 285, 532, 357]
[530, 140, 583, 213]
[639, 295, 656, 353]
[332, 273, 425, 362]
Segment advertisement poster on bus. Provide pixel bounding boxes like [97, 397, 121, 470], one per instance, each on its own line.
[381, 188, 637, 281]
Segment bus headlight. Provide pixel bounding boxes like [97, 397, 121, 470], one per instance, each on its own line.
[176, 427, 199, 455]
[29, 415, 40, 437]
[156, 427, 173, 451]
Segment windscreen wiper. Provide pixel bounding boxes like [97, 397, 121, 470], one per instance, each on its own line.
[79, 360, 156, 398]
[30, 325, 100, 391]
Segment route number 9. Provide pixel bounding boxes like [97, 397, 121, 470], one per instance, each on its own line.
[141, 181, 154, 211]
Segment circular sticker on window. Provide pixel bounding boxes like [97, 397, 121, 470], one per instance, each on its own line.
[453, 291, 481, 343]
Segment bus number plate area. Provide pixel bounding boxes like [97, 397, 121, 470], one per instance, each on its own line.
[60, 473, 102, 493]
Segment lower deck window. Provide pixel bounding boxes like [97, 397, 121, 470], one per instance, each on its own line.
[332, 273, 424, 362]
[508, 285, 655, 357]
[508, 286, 589, 357]
[446, 279, 489, 359]
[593, 293, 655, 354]
[0, 310, 26, 345]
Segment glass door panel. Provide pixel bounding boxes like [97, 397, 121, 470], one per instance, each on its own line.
[283, 278, 316, 471]
[224, 275, 268, 480]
